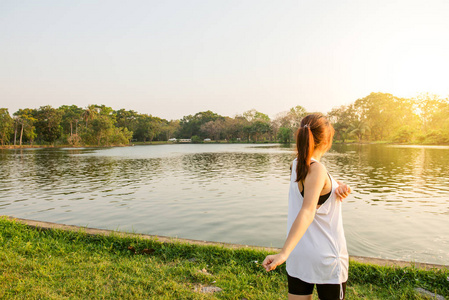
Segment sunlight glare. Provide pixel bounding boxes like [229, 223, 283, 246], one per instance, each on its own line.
[390, 45, 449, 98]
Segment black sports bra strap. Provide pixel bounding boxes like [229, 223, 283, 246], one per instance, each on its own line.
[300, 171, 332, 205]
[299, 161, 316, 192]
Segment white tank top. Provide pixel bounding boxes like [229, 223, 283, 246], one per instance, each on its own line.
[286, 158, 348, 284]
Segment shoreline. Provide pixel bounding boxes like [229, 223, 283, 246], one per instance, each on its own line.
[2, 141, 449, 150]
[0, 142, 273, 150]
[6, 216, 448, 271]
[0, 144, 133, 150]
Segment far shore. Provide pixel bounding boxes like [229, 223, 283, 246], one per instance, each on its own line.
[2, 140, 449, 150]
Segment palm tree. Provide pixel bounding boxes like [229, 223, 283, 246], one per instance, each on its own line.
[82, 105, 98, 127]
[349, 120, 370, 142]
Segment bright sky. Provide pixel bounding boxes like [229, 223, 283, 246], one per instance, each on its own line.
[1, 0, 449, 120]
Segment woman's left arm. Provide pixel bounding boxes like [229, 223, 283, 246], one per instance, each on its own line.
[262, 163, 327, 272]
[335, 181, 351, 201]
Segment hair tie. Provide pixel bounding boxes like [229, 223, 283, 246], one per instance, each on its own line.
[303, 124, 309, 129]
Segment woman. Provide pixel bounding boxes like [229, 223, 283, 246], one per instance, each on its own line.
[262, 113, 351, 300]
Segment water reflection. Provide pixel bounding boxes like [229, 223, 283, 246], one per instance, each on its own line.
[0, 144, 448, 264]
[327, 144, 449, 216]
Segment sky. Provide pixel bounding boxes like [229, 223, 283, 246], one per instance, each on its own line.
[1, 0, 449, 120]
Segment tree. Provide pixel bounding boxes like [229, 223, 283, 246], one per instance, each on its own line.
[200, 119, 225, 141]
[429, 97, 449, 142]
[59, 105, 83, 136]
[115, 109, 139, 134]
[13, 108, 37, 146]
[135, 115, 163, 142]
[243, 124, 252, 142]
[349, 119, 370, 142]
[241, 109, 272, 141]
[278, 127, 293, 144]
[392, 125, 415, 143]
[78, 105, 123, 145]
[76, 105, 132, 146]
[415, 93, 447, 133]
[0, 108, 13, 146]
[250, 120, 271, 142]
[82, 105, 99, 127]
[272, 112, 289, 142]
[110, 127, 133, 145]
[221, 117, 242, 141]
[351, 92, 420, 141]
[161, 120, 180, 141]
[228, 115, 249, 141]
[272, 105, 308, 142]
[243, 109, 270, 123]
[328, 105, 357, 143]
[34, 106, 63, 145]
[352, 93, 390, 140]
[89, 115, 114, 145]
[389, 97, 421, 139]
[288, 105, 307, 129]
[178, 110, 223, 139]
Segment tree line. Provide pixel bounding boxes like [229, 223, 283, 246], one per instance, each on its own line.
[0, 92, 448, 147]
[328, 92, 449, 144]
[0, 105, 175, 147]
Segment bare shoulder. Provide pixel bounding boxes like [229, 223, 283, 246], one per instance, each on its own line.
[308, 161, 327, 177]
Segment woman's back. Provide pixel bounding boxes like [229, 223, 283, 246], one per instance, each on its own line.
[286, 158, 348, 284]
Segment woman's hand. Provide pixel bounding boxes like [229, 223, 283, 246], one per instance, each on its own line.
[262, 253, 287, 272]
[335, 181, 351, 201]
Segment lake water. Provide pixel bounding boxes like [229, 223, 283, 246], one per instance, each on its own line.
[1, 143, 448, 265]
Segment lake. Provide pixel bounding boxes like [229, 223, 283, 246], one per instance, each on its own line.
[1, 143, 448, 265]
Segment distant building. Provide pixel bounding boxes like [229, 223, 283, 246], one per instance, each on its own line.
[204, 138, 211, 142]
[179, 139, 191, 143]
[168, 138, 177, 142]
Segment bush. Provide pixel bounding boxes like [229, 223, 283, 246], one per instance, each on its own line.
[277, 127, 292, 144]
[191, 135, 202, 143]
[392, 126, 415, 143]
[110, 128, 133, 145]
[424, 130, 448, 144]
[67, 134, 82, 146]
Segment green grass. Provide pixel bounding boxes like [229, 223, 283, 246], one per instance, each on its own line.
[1, 217, 447, 299]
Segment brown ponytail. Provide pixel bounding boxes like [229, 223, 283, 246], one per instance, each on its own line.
[295, 113, 334, 182]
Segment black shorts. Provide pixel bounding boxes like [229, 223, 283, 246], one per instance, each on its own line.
[287, 273, 346, 300]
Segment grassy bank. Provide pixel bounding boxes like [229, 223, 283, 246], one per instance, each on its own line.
[1, 218, 447, 299]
